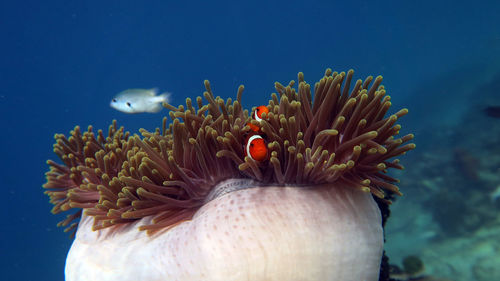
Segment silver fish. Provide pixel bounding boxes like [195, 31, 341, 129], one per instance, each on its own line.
[110, 88, 170, 113]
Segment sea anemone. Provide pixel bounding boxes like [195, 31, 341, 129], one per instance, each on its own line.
[44, 69, 415, 281]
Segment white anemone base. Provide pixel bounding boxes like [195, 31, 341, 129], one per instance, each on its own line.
[66, 184, 383, 281]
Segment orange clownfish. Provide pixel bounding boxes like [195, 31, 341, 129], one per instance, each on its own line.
[253, 105, 269, 121]
[245, 134, 268, 162]
[248, 105, 269, 132]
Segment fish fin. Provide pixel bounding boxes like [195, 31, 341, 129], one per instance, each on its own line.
[147, 88, 159, 96]
[149, 102, 164, 113]
[157, 92, 171, 103]
[146, 92, 170, 113]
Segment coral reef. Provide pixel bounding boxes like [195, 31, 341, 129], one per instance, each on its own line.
[44, 69, 414, 235]
[43, 69, 415, 280]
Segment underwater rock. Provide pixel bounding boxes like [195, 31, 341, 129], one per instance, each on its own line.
[483, 106, 500, 118]
[402, 255, 425, 276]
[473, 256, 500, 281]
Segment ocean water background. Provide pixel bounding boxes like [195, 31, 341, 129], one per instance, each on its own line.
[1, 1, 500, 280]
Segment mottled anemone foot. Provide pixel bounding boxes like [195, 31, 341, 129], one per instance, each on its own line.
[44, 69, 415, 281]
[67, 179, 383, 281]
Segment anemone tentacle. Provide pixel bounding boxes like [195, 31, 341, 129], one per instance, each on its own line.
[44, 69, 415, 235]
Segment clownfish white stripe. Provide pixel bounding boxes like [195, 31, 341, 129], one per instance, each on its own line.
[246, 135, 263, 158]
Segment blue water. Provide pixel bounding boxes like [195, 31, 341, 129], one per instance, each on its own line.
[1, 1, 500, 280]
